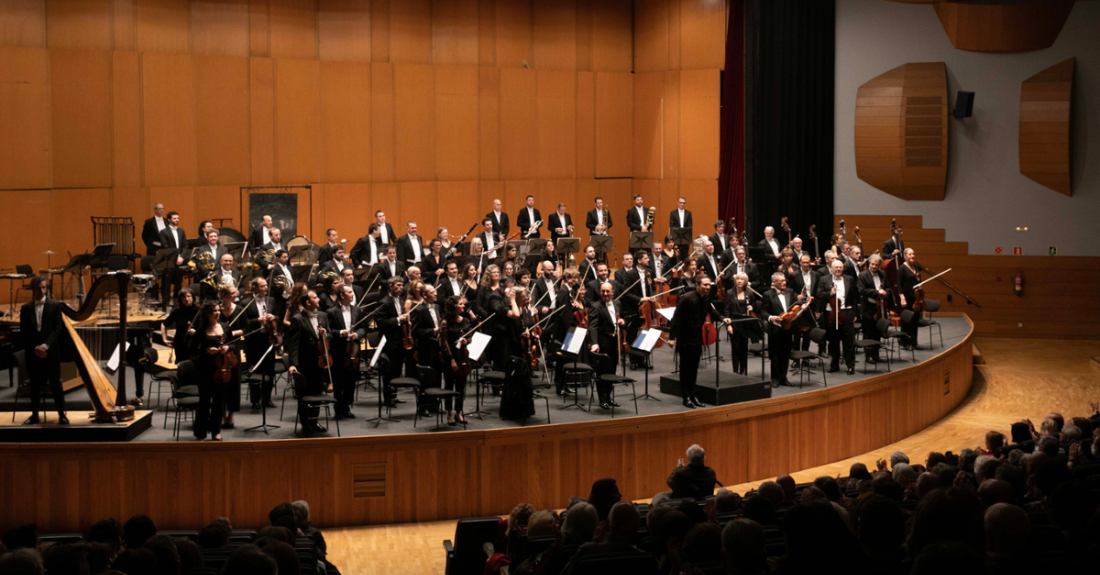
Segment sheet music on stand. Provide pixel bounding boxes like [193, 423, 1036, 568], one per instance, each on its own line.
[106, 342, 130, 375]
[467, 332, 492, 362]
[656, 307, 675, 322]
[562, 327, 588, 355]
[634, 329, 662, 352]
[370, 335, 388, 368]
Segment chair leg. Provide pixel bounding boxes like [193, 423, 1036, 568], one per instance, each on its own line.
[820, 358, 827, 387]
[631, 383, 638, 414]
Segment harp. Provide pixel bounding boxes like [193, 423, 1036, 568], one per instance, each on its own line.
[59, 272, 136, 423]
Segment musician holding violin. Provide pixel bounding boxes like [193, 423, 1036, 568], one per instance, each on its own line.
[856, 254, 889, 364]
[326, 284, 366, 419]
[441, 295, 472, 425]
[897, 248, 923, 350]
[377, 277, 410, 408]
[815, 260, 857, 375]
[218, 284, 246, 428]
[588, 281, 627, 410]
[242, 278, 278, 409]
[724, 272, 762, 376]
[760, 273, 801, 387]
[190, 302, 243, 440]
[623, 251, 658, 369]
[286, 290, 331, 434]
[668, 276, 731, 408]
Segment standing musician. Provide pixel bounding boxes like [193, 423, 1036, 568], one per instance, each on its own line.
[667, 276, 730, 409]
[317, 228, 341, 265]
[516, 195, 543, 239]
[483, 269, 508, 376]
[551, 268, 584, 394]
[760, 273, 798, 388]
[158, 211, 187, 306]
[376, 277, 409, 408]
[676, 257, 698, 293]
[789, 237, 809, 263]
[897, 248, 923, 350]
[532, 261, 560, 337]
[374, 210, 396, 247]
[698, 241, 723, 296]
[190, 303, 242, 440]
[412, 285, 444, 418]
[585, 263, 619, 305]
[883, 225, 905, 259]
[320, 245, 350, 275]
[669, 196, 693, 239]
[624, 251, 657, 369]
[261, 227, 285, 254]
[710, 220, 731, 255]
[550, 203, 574, 244]
[248, 215, 276, 249]
[724, 272, 761, 376]
[161, 288, 198, 365]
[378, 246, 406, 283]
[242, 278, 278, 409]
[422, 239, 445, 285]
[578, 245, 599, 281]
[437, 261, 465, 300]
[217, 285, 245, 429]
[843, 245, 861, 281]
[476, 218, 499, 257]
[816, 260, 857, 375]
[142, 202, 167, 256]
[857, 254, 889, 364]
[650, 242, 672, 287]
[396, 221, 424, 268]
[285, 290, 330, 434]
[436, 227, 461, 261]
[440, 295, 471, 426]
[339, 268, 369, 307]
[587, 281, 625, 410]
[626, 195, 650, 232]
[326, 284, 364, 419]
[787, 254, 819, 363]
[758, 226, 783, 265]
[586, 197, 612, 235]
[20, 276, 67, 425]
[350, 223, 383, 268]
[777, 249, 797, 278]
[486, 199, 510, 241]
[269, 250, 294, 321]
[215, 254, 241, 288]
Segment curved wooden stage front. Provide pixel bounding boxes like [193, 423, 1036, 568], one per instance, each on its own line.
[0, 318, 974, 533]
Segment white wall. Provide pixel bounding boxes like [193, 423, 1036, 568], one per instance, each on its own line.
[835, 0, 1100, 256]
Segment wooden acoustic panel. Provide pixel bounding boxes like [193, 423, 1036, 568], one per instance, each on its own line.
[885, 1, 1079, 53]
[855, 62, 948, 201]
[1019, 58, 1074, 196]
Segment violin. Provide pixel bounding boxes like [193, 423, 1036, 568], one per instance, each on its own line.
[213, 334, 239, 383]
[402, 316, 414, 350]
[778, 297, 813, 331]
[317, 327, 332, 369]
[701, 316, 718, 347]
[828, 295, 845, 325]
[573, 284, 589, 328]
[908, 261, 927, 313]
[450, 319, 473, 377]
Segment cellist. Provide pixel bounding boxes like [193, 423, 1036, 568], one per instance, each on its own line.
[857, 254, 889, 365]
[898, 248, 923, 351]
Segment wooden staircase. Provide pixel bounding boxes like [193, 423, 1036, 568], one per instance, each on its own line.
[835, 215, 1100, 340]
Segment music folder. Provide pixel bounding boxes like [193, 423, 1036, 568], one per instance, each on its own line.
[561, 327, 588, 355]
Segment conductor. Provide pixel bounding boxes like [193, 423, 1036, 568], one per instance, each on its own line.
[667, 276, 731, 409]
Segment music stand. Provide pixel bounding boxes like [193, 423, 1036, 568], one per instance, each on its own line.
[630, 329, 662, 400]
[589, 236, 613, 262]
[186, 238, 204, 250]
[223, 241, 247, 257]
[670, 228, 692, 248]
[288, 244, 314, 266]
[629, 232, 653, 252]
[59, 253, 91, 303]
[555, 238, 581, 264]
[243, 345, 280, 434]
[87, 243, 116, 270]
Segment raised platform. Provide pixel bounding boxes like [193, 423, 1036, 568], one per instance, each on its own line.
[659, 372, 771, 405]
[0, 410, 153, 442]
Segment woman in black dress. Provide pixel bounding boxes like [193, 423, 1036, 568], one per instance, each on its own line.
[676, 256, 698, 294]
[160, 288, 198, 364]
[441, 295, 472, 425]
[189, 303, 238, 441]
[218, 285, 245, 429]
[724, 272, 762, 375]
[897, 248, 923, 350]
[422, 239, 445, 285]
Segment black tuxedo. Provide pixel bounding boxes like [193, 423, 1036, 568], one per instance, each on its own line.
[815, 274, 857, 369]
[375, 223, 397, 246]
[411, 303, 444, 406]
[669, 209, 693, 238]
[548, 212, 574, 244]
[376, 295, 407, 399]
[577, 259, 599, 284]
[758, 237, 783, 262]
[321, 259, 350, 276]
[587, 299, 620, 402]
[242, 295, 276, 404]
[710, 233, 731, 255]
[142, 216, 167, 255]
[857, 269, 889, 356]
[531, 277, 561, 315]
[882, 236, 905, 259]
[475, 232, 502, 257]
[21, 297, 66, 415]
[212, 267, 241, 289]
[626, 205, 649, 232]
[668, 290, 725, 399]
[317, 242, 341, 265]
[723, 259, 762, 293]
[697, 253, 724, 296]
[437, 276, 465, 301]
[585, 278, 620, 305]
[760, 288, 797, 383]
[326, 303, 365, 412]
[516, 206, 542, 238]
[787, 267, 820, 350]
[285, 310, 329, 424]
[585, 208, 612, 234]
[649, 252, 673, 284]
[898, 262, 922, 343]
[260, 241, 286, 257]
[350, 235, 383, 267]
[395, 234, 425, 266]
[158, 226, 188, 303]
[377, 259, 406, 283]
[486, 211, 510, 239]
[268, 263, 295, 321]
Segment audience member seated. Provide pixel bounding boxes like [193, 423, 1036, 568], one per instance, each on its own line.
[198, 520, 231, 549]
[256, 540, 300, 575]
[561, 501, 654, 574]
[0, 548, 44, 575]
[220, 544, 277, 575]
[667, 444, 719, 500]
[586, 479, 621, 521]
[122, 516, 157, 551]
[721, 519, 767, 575]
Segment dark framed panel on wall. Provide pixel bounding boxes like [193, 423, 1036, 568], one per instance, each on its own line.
[240, 186, 313, 242]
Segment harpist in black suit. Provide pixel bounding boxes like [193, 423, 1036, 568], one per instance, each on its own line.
[667, 277, 730, 408]
[20, 277, 67, 424]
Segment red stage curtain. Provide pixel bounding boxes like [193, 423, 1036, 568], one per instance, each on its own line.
[717, 0, 745, 233]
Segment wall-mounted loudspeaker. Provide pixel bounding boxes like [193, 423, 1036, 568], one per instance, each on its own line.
[953, 91, 975, 119]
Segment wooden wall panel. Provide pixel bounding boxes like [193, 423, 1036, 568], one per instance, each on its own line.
[539, 180, 576, 231]
[575, 0, 592, 71]
[533, 0, 576, 71]
[594, 71, 632, 178]
[478, 66, 500, 180]
[249, 57, 276, 185]
[270, 0, 318, 59]
[932, 0, 1076, 54]
[320, 60, 371, 183]
[275, 58, 322, 184]
[50, 49, 112, 188]
[537, 70, 576, 180]
[370, 0, 388, 62]
[679, 68, 719, 180]
[51, 188, 108, 256]
[389, 0, 431, 64]
[189, 0, 250, 57]
[434, 65, 478, 181]
[394, 63, 435, 182]
[318, 0, 371, 62]
[678, 179, 717, 239]
[112, 51, 142, 187]
[661, 71, 680, 180]
[135, 0, 189, 53]
[0, 191, 52, 272]
[633, 0, 668, 73]
[248, 0, 270, 57]
[437, 181, 479, 235]
[633, 71, 663, 180]
[598, 177, 632, 246]
[477, 0, 494, 66]
[591, 0, 631, 72]
[1019, 58, 1073, 196]
[432, 0, 478, 66]
[322, 183, 371, 240]
[45, 0, 112, 50]
[504, 180, 537, 220]
[399, 181, 437, 236]
[194, 185, 241, 229]
[110, 186, 151, 233]
[195, 56, 251, 186]
[477, 179, 503, 216]
[370, 63, 395, 182]
[499, 68, 538, 180]
[150, 185, 195, 230]
[141, 52, 196, 186]
[0, 0, 46, 48]
[679, 0, 725, 70]
[495, 0, 531, 68]
[0, 47, 51, 190]
[576, 71, 595, 178]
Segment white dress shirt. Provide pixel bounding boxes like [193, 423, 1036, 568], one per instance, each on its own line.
[380, 225, 389, 245]
[168, 226, 180, 248]
[677, 209, 685, 227]
[307, 311, 319, 336]
[154, 216, 166, 232]
[778, 293, 788, 313]
[545, 279, 557, 306]
[409, 235, 421, 263]
[387, 261, 397, 276]
[766, 238, 781, 256]
[596, 209, 603, 226]
[448, 276, 462, 295]
[262, 226, 271, 245]
[340, 305, 352, 331]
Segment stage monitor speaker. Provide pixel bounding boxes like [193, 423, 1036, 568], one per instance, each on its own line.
[953, 91, 975, 119]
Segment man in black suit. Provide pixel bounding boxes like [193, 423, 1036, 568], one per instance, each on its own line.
[373, 210, 397, 247]
[338, 268, 367, 307]
[669, 196, 693, 240]
[649, 242, 673, 287]
[269, 250, 294, 321]
[724, 246, 762, 294]
[395, 221, 425, 267]
[350, 223, 383, 268]
[587, 281, 624, 410]
[142, 203, 168, 256]
[193, 229, 229, 299]
[585, 197, 612, 236]
[577, 245, 599, 284]
[668, 276, 730, 408]
[787, 254, 820, 359]
[515, 195, 542, 239]
[857, 254, 889, 364]
[549, 203, 574, 244]
[411, 284, 444, 417]
[377, 246, 406, 284]
[242, 277, 278, 408]
[20, 276, 68, 425]
[158, 211, 187, 306]
[697, 240, 724, 296]
[475, 218, 501, 258]
[789, 236, 810, 264]
[624, 251, 657, 368]
[376, 277, 408, 407]
[326, 284, 365, 419]
[626, 194, 650, 233]
[710, 220, 731, 255]
[320, 245, 351, 276]
[758, 226, 784, 265]
[816, 260, 857, 375]
[261, 227, 286, 254]
[213, 253, 241, 290]
[285, 290, 329, 434]
[882, 227, 905, 259]
[247, 215, 276, 249]
[585, 263, 619, 305]
[317, 228, 341, 265]
[486, 198, 509, 241]
[436, 261, 464, 301]
[760, 272, 797, 387]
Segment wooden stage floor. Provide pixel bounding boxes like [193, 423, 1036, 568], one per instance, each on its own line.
[321, 336, 1099, 575]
